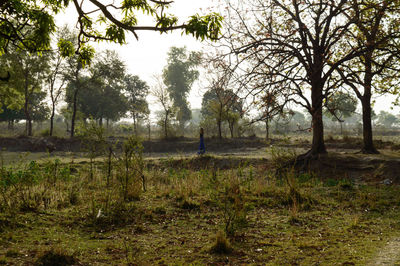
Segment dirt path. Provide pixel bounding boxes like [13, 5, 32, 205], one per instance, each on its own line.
[368, 236, 400, 265]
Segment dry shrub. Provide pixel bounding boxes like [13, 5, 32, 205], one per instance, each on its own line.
[35, 249, 77, 266]
[209, 231, 232, 254]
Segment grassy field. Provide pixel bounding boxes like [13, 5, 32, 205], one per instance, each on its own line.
[1, 150, 400, 265]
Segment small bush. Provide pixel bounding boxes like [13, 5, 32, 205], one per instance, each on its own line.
[209, 231, 232, 254]
[35, 249, 77, 266]
[179, 197, 200, 210]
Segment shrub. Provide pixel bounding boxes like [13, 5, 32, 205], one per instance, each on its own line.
[209, 231, 232, 254]
[35, 249, 77, 266]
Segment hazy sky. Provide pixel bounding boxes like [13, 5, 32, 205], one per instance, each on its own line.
[56, 0, 218, 110]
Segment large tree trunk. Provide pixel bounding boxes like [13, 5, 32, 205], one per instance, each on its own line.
[361, 96, 379, 154]
[309, 76, 327, 155]
[360, 53, 379, 154]
[310, 107, 326, 155]
[70, 89, 79, 138]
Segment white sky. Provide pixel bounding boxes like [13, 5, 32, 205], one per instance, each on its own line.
[55, 0, 399, 116]
[56, 0, 218, 110]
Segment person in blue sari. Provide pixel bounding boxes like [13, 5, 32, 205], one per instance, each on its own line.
[198, 127, 205, 155]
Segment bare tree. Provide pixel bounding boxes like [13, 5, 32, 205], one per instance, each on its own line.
[47, 28, 70, 136]
[219, 0, 367, 158]
[336, 0, 400, 154]
[151, 75, 174, 139]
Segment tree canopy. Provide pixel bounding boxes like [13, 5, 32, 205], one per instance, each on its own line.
[1, 0, 223, 66]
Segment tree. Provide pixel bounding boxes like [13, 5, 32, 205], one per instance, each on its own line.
[0, 1, 58, 54]
[336, 0, 400, 153]
[89, 50, 128, 125]
[201, 86, 242, 139]
[0, 105, 24, 130]
[64, 53, 86, 138]
[68, 76, 128, 125]
[163, 47, 200, 135]
[0, 49, 50, 136]
[324, 91, 358, 135]
[377, 111, 399, 129]
[253, 91, 286, 140]
[220, 0, 368, 157]
[152, 75, 174, 139]
[47, 26, 71, 136]
[1, 1, 223, 66]
[124, 74, 150, 135]
[65, 51, 129, 128]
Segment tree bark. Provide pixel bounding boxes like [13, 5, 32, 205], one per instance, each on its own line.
[309, 71, 327, 155]
[265, 119, 270, 140]
[217, 119, 222, 139]
[310, 107, 326, 155]
[361, 96, 379, 154]
[133, 114, 137, 135]
[360, 52, 379, 154]
[164, 111, 168, 139]
[49, 102, 55, 136]
[228, 120, 234, 138]
[24, 96, 32, 136]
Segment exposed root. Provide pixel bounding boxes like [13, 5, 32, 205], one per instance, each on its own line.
[361, 147, 380, 154]
[275, 150, 322, 177]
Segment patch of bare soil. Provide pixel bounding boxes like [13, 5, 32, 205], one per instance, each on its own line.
[147, 155, 268, 171]
[0, 136, 398, 154]
[368, 236, 400, 265]
[0, 136, 268, 153]
[146, 152, 400, 185]
[304, 153, 400, 184]
[0, 136, 82, 152]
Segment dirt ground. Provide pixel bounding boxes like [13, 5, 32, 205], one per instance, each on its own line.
[1, 136, 400, 264]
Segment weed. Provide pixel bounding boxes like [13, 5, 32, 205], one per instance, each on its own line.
[80, 119, 106, 181]
[5, 249, 20, 258]
[179, 198, 200, 210]
[153, 205, 167, 215]
[67, 185, 80, 205]
[270, 146, 297, 170]
[115, 136, 146, 201]
[34, 249, 77, 266]
[0, 257, 7, 265]
[209, 170, 249, 236]
[209, 230, 232, 254]
[339, 179, 354, 191]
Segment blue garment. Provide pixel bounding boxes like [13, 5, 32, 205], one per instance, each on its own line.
[198, 133, 205, 154]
